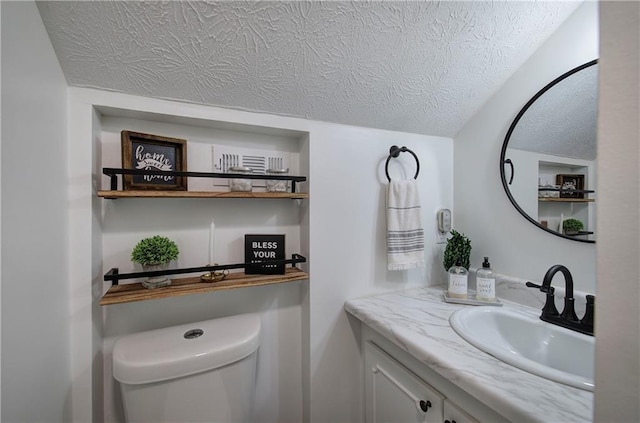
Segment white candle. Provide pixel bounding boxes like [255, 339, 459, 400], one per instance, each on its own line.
[209, 219, 215, 265]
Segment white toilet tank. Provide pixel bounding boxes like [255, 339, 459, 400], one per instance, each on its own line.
[113, 313, 261, 423]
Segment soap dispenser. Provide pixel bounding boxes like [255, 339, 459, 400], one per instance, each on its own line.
[448, 259, 468, 299]
[476, 257, 496, 301]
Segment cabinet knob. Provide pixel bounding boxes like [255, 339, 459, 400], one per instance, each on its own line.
[419, 400, 431, 412]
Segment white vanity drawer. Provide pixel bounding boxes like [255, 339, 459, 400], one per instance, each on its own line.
[444, 398, 480, 423]
[365, 341, 444, 423]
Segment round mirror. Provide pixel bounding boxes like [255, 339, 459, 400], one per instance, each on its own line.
[500, 60, 597, 243]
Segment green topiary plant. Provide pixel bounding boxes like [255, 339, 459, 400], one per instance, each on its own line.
[562, 218, 584, 234]
[131, 235, 179, 266]
[443, 229, 472, 271]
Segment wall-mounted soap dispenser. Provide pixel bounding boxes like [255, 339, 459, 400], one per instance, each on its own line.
[437, 208, 451, 244]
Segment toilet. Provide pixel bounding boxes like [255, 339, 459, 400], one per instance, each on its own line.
[112, 313, 261, 423]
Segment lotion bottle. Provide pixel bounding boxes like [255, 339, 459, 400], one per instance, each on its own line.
[448, 259, 468, 299]
[476, 257, 496, 301]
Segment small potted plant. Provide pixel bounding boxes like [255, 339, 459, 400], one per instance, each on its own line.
[443, 229, 472, 271]
[562, 218, 584, 235]
[131, 235, 179, 289]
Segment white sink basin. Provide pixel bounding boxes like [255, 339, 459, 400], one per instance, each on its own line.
[449, 306, 594, 391]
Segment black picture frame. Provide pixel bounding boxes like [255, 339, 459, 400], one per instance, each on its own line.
[121, 130, 187, 191]
[556, 174, 585, 199]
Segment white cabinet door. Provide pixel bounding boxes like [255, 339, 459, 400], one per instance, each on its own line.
[365, 341, 444, 423]
[444, 399, 480, 423]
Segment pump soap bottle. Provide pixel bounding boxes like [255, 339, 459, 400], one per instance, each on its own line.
[476, 257, 496, 301]
[448, 259, 468, 299]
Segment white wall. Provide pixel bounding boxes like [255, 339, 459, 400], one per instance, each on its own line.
[308, 126, 452, 422]
[454, 1, 598, 292]
[1, 5, 3, 416]
[0, 1, 3, 414]
[0, 2, 71, 422]
[595, 1, 640, 420]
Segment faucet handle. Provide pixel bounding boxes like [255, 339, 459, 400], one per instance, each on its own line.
[581, 295, 595, 330]
[526, 281, 555, 294]
[527, 282, 559, 317]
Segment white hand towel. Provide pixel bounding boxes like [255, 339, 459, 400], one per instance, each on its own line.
[387, 179, 425, 270]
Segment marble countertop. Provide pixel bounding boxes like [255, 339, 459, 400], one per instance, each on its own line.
[344, 287, 593, 423]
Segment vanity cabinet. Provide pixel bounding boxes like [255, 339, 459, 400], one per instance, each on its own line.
[365, 341, 444, 423]
[362, 325, 508, 423]
[365, 341, 480, 423]
[443, 400, 479, 423]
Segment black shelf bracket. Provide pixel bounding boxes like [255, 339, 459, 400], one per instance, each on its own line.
[103, 168, 307, 194]
[104, 254, 307, 286]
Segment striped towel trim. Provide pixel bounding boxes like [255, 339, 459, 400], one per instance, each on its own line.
[388, 229, 425, 253]
[387, 179, 425, 270]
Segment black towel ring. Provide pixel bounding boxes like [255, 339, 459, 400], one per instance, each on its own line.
[385, 145, 420, 182]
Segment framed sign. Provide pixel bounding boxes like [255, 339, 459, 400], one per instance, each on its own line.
[556, 174, 585, 199]
[121, 130, 188, 191]
[244, 234, 285, 275]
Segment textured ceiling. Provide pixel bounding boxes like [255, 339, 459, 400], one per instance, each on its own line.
[510, 63, 597, 161]
[37, 1, 581, 137]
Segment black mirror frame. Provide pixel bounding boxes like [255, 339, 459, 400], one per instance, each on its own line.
[499, 59, 598, 244]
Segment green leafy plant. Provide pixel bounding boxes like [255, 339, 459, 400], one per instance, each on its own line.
[563, 218, 584, 234]
[131, 235, 179, 266]
[443, 229, 472, 271]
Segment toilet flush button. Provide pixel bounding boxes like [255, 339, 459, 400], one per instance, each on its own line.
[184, 329, 204, 339]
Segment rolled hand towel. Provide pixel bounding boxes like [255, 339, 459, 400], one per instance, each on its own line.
[387, 179, 425, 270]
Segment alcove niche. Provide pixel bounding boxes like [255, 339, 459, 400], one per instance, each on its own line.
[71, 93, 310, 422]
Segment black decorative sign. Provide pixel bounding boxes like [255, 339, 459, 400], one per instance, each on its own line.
[244, 234, 285, 274]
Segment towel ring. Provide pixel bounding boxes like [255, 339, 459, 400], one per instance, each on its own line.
[385, 145, 420, 182]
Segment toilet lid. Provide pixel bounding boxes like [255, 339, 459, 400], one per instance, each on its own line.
[113, 313, 261, 384]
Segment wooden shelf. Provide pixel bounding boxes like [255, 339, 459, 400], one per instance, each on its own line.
[538, 188, 595, 193]
[565, 230, 594, 237]
[97, 190, 308, 199]
[538, 198, 594, 203]
[100, 267, 308, 306]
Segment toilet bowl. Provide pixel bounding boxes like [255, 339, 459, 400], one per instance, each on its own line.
[113, 313, 261, 423]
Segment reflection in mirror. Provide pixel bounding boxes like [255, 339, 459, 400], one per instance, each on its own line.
[500, 60, 597, 243]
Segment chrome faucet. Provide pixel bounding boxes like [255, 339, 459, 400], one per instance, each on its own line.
[526, 265, 594, 336]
